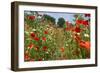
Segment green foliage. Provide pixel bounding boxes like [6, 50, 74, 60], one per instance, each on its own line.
[43, 14, 56, 24]
[57, 17, 65, 27]
[24, 12, 90, 61]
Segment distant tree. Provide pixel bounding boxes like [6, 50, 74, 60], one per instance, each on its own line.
[43, 14, 55, 24]
[57, 17, 65, 27]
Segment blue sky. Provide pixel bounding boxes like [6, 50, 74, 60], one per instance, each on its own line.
[25, 11, 75, 22]
[42, 12, 75, 23]
[25, 11, 88, 24]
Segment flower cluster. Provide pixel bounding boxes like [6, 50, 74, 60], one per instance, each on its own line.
[24, 12, 91, 61]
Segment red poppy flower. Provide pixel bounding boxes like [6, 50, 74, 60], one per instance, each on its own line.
[44, 30, 48, 34]
[42, 37, 46, 41]
[74, 27, 81, 33]
[34, 37, 40, 41]
[30, 32, 36, 38]
[76, 20, 83, 25]
[43, 46, 47, 51]
[28, 44, 34, 49]
[79, 41, 90, 51]
[85, 14, 90, 17]
[82, 20, 89, 26]
[76, 20, 89, 26]
[38, 58, 42, 61]
[60, 47, 64, 52]
[28, 16, 35, 20]
[85, 41, 90, 51]
[24, 54, 30, 61]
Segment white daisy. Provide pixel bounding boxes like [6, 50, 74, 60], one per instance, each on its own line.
[32, 28, 36, 31]
[84, 34, 89, 37]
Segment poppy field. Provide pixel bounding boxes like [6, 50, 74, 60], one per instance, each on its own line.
[24, 11, 91, 62]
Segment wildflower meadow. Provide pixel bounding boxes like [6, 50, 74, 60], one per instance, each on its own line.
[24, 11, 90, 62]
